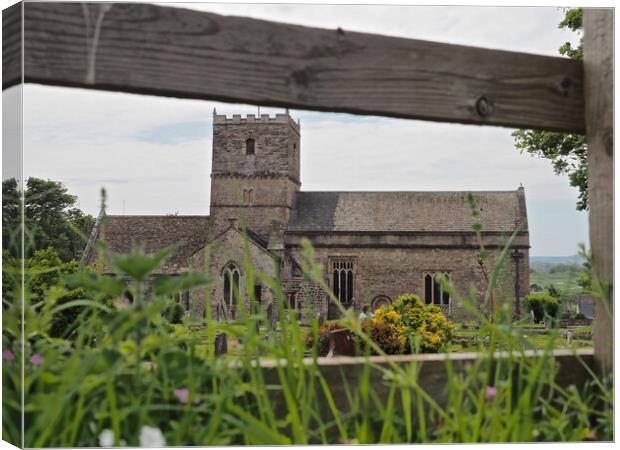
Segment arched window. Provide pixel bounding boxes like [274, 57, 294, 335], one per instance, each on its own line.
[246, 138, 255, 155]
[287, 292, 301, 321]
[223, 262, 241, 318]
[371, 295, 391, 311]
[330, 259, 354, 306]
[424, 272, 450, 305]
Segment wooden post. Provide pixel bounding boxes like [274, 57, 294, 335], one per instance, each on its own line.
[583, 9, 614, 375]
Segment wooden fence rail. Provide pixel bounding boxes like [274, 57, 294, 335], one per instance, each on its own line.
[1, 3, 612, 374]
[3, 2, 584, 132]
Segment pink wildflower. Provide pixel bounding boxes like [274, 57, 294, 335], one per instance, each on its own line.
[3, 350, 14, 362]
[30, 354, 43, 366]
[485, 386, 497, 401]
[174, 388, 189, 404]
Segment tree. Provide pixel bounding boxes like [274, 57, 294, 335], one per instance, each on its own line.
[576, 243, 593, 293]
[2, 177, 95, 261]
[2, 247, 88, 338]
[512, 8, 587, 210]
[524, 293, 559, 323]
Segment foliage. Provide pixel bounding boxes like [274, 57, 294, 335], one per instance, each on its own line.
[529, 266, 583, 305]
[2, 177, 95, 261]
[524, 293, 560, 323]
[576, 244, 593, 293]
[548, 263, 581, 274]
[375, 294, 453, 353]
[512, 8, 587, 211]
[558, 7, 583, 59]
[367, 320, 405, 355]
[530, 283, 542, 292]
[2, 247, 100, 338]
[373, 307, 407, 335]
[546, 284, 561, 300]
[2, 227, 612, 445]
[163, 301, 184, 324]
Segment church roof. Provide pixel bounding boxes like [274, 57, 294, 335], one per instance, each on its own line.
[84, 215, 210, 273]
[287, 189, 527, 234]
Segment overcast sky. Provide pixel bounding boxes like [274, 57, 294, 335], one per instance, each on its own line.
[2, 2, 589, 256]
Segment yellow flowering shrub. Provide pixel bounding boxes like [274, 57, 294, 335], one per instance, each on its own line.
[373, 294, 453, 353]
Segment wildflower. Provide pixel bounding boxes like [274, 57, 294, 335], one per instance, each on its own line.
[485, 386, 497, 401]
[139, 425, 165, 447]
[3, 350, 14, 362]
[31, 354, 43, 365]
[99, 429, 114, 447]
[173, 388, 189, 404]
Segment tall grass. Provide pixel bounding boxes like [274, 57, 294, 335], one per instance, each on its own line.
[1, 218, 613, 446]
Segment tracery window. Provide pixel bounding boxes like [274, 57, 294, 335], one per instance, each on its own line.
[424, 272, 450, 305]
[223, 262, 241, 318]
[246, 138, 255, 155]
[330, 258, 355, 306]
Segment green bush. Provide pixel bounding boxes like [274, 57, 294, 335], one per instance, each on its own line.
[374, 294, 452, 353]
[524, 293, 559, 323]
[2, 227, 612, 445]
[368, 320, 406, 354]
[163, 301, 185, 324]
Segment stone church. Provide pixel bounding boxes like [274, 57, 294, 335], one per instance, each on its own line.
[83, 112, 529, 322]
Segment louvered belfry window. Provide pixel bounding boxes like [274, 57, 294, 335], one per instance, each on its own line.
[246, 138, 255, 155]
[330, 259, 355, 306]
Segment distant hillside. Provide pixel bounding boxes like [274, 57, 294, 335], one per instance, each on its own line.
[530, 255, 585, 266]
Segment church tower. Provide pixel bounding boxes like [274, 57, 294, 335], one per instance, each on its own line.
[209, 112, 301, 246]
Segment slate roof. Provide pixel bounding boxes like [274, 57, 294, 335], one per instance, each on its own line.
[287, 190, 527, 233]
[84, 215, 210, 273]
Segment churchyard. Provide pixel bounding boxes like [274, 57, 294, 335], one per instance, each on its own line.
[2, 3, 612, 447]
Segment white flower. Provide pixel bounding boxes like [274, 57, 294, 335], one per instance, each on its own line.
[99, 429, 115, 447]
[139, 426, 166, 447]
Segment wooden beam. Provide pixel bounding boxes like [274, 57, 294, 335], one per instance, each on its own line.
[2, 2, 21, 87]
[584, 9, 614, 375]
[3, 2, 584, 132]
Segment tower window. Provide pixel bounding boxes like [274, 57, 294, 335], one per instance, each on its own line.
[424, 273, 450, 305]
[246, 138, 255, 155]
[242, 188, 253, 205]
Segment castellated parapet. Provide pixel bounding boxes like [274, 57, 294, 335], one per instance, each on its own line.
[213, 113, 300, 133]
[210, 111, 301, 240]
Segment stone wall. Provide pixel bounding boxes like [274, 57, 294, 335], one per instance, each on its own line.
[189, 227, 279, 321]
[210, 113, 300, 241]
[212, 113, 300, 179]
[285, 238, 529, 321]
[281, 277, 330, 323]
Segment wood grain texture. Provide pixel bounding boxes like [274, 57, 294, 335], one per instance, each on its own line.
[584, 9, 614, 375]
[2, 2, 22, 87]
[4, 2, 585, 132]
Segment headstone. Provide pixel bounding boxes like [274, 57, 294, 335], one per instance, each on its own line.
[266, 304, 273, 327]
[215, 333, 228, 355]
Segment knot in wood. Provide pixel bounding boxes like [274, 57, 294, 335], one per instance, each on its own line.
[558, 77, 573, 96]
[475, 96, 492, 118]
